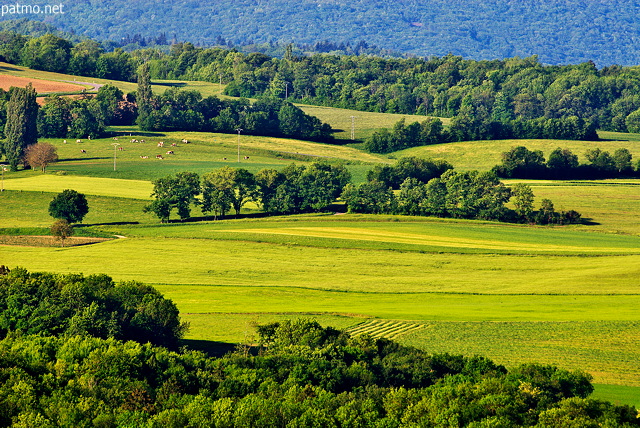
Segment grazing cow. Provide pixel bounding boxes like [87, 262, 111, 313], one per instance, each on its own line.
[76, 139, 82, 143]
[140, 155, 149, 159]
[118, 147, 125, 151]
[166, 150, 174, 155]
[156, 154, 163, 159]
[171, 142, 177, 147]
[181, 139, 190, 144]
[80, 149, 86, 153]
[157, 142, 164, 147]
[140, 139, 145, 143]
[244, 156, 250, 160]
[223, 157, 227, 160]
[113, 137, 118, 140]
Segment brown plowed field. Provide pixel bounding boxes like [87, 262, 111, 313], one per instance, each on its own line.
[0, 75, 86, 93]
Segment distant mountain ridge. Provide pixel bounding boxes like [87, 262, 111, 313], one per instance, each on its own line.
[1, 0, 639, 66]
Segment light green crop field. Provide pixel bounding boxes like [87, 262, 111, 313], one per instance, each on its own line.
[2, 195, 640, 389]
[298, 104, 451, 142]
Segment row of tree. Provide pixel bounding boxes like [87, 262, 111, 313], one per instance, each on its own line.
[344, 170, 580, 225]
[365, 115, 598, 154]
[144, 163, 351, 222]
[8, 32, 640, 138]
[0, 266, 635, 428]
[137, 63, 333, 141]
[144, 158, 580, 226]
[494, 146, 639, 179]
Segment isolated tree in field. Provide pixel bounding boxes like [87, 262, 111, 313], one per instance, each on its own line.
[144, 172, 201, 222]
[48, 189, 89, 223]
[3, 84, 38, 170]
[23, 142, 58, 173]
[50, 219, 73, 247]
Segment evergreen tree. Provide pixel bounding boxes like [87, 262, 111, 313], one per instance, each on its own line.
[136, 62, 154, 130]
[3, 84, 38, 170]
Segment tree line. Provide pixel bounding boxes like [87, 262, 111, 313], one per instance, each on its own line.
[136, 64, 332, 141]
[365, 115, 597, 154]
[144, 163, 351, 222]
[493, 146, 640, 179]
[344, 160, 580, 226]
[1, 267, 637, 427]
[7, 31, 640, 140]
[145, 158, 580, 226]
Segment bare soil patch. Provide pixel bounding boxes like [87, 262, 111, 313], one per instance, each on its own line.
[0, 235, 111, 247]
[0, 75, 86, 93]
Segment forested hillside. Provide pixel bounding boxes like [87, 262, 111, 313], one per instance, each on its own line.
[1, 0, 640, 65]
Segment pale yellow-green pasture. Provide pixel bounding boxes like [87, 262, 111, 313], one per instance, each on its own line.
[298, 104, 451, 141]
[1, 175, 153, 199]
[2, 233, 639, 295]
[401, 138, 640, 171]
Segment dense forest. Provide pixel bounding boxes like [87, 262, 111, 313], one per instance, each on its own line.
[2, 1, 640, 65]
[0, 267, 638, 427]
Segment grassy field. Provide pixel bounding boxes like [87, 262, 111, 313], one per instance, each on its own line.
[400, 137, 640, 171]
[3, 65, 640, 403]
[2, 191, 640, 390]
[298, 104, 451, 142]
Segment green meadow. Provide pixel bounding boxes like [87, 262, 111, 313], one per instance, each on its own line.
[2, 68, 640, 402]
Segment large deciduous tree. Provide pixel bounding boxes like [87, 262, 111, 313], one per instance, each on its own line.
[23, 142, 58, 173]
[3, 84, 38, 170]
[48, 189, 89, 223]
[144, 172, 201, 222]
[201, 166, 256, 218]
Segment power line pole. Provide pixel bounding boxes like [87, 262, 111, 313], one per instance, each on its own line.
[236, 128, 243, 162]
[350, 116, 357, 140]
[111, 142, 120, 171]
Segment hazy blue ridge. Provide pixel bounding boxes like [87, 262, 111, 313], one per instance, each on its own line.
[1, 0, 639, 66]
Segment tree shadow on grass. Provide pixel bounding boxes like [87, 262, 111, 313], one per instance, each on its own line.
[579, 218, 600, 226]
[58, 157, 110, 162]
[152, 81, 187, 88]
[75, 221, 140, 228]
[180, 339, 237, 357]
[110, 131, 167, 138]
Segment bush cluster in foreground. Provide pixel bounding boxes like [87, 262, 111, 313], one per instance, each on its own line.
[0, 268, 637, 427]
